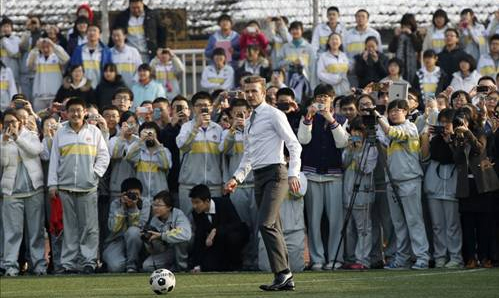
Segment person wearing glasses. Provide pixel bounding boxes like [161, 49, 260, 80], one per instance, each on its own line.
[47, 97, 110, 274]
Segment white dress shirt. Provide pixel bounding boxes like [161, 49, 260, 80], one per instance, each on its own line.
[233, 101, 302, 183]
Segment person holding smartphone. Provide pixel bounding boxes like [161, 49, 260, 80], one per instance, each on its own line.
[176, 91, 223, 215]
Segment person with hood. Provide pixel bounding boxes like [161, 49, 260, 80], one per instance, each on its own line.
[70, 24, 112, 89]
[95, 63, 127, 111]
[111, 0, 166, 63]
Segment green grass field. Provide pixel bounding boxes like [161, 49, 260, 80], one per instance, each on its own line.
[1, 269, 498, 298]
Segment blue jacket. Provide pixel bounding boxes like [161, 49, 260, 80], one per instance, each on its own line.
[70, 41, 113, 71]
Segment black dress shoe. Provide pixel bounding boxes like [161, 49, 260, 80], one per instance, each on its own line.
[82, 265, 95, 275]
[259, 272, 294, 291]
[63, 269, 79, 275]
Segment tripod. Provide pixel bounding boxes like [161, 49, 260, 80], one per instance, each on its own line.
[332, 135, 402, 270]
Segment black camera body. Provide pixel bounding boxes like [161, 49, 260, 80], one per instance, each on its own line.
[141, 225, 159, 242]
[126, 191, 142, 209]
[432, 125, 445, 135]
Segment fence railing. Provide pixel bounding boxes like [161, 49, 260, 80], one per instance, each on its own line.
[171, 48, 207, 97]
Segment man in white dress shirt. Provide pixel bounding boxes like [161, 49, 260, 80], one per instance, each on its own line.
[224, 75, 302, 291]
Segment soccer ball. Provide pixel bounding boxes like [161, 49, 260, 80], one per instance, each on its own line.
[149, 269, 176, 295]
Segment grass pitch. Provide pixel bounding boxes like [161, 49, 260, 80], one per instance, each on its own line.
[1, 269, 498, 298]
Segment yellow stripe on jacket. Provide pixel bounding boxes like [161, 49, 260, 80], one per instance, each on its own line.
[116, 63, 136, 73]
[346, 42, 364, 54]
[319, 36, 329, 45]
[0, 81, 8, 90]
[0, 48, 7, 58]
[325, 63, 348, 73]
[284, 53, 310, 67]
[233, 142, 244, 154]
[137, 161, 159, 173]
[36, 64, 61, 73]
[479, 65, 498, 76]
[60, 144, 97, 156]
[156, 71, 177, 80]
[431, 39, 445, 50]
[387, 139, 421, 156]
[128, 25, 145, 35]
[190, 141, 220, 154]
[207, 77, 225, 85]
[83, 60, 100, 70]
[422, 83, 437, 93]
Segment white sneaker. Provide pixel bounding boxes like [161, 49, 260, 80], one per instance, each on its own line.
[434, 259, 446, 268]
[324, 261, 343, 270]
[310, 263, 324, 271]
[444, 260, 463, 269]
[5, 268, 19, 277]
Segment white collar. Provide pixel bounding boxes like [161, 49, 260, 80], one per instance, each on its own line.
[205, 199, 216, 215]
[71, 77, 87, 89]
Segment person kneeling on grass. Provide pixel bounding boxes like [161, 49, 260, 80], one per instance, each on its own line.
[102, 178, 143, 273]
[190, 184, 249, 272]
[141, 190, 192, 272]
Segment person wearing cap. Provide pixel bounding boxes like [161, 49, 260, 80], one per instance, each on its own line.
[297, 83, 348, 271]
[131, 63, 166, 110]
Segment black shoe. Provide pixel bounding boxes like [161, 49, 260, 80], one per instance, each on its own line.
[259, 272, 294, 291]
[82, 266, 94, 275]
[63, 269, 79, 275]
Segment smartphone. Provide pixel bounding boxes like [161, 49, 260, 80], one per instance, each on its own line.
[14, 100, 25, 109]
[176, 105, 184, 113]
[372, 82, 384, 92]
[431, 125, 445, 135]
[153, 108, 161, 120]
[227, 91, 239, 98]
[476, 85, 489, 93]
[137, 107, 149, 114]
[276, 102, 290, 111]
[388, 82, 409, 102]
[200, 107, 209, 114]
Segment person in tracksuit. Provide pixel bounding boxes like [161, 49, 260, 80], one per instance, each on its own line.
[297, 84, 348, 270]
[141, 190, 192, 272]
[342, 117, 378, 269]
[102, 177, 143, 273]
[126, 121, 172, 225]
[375, 99, 430, 270]
[176, 91, 223, 215]
[1, 109, 46, 276]
[47, 97, 110, 274]
[219, 97, 258, 269]
[108, 112, 139, 203]
[420, 108, 463, 269]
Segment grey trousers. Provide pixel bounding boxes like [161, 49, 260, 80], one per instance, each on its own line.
[253, 164, 289, 273]
[258, 229, 305, 272]
[387, 179, 430, 265]
[142, 241, 189, 272]
[178, 185, 222, 216]
[345, 205, 372, 267]
[305, 179, 344, 265]
[427, 199, 463, 264]
[370, 187, 397, 263]
[2, 192, 47, 274]
[60, 190, 99, 270]
[102, 226, 143, 272]
[230, 186, 259, 269]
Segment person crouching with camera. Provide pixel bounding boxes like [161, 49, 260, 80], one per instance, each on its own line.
[420, 108, 464, 269]
[342, 116, 378, 270]
[102, 178, 143, 273]
[141, 190, 192, 272]
[374, 99, 430, 270]
[450, 106, 499, 269]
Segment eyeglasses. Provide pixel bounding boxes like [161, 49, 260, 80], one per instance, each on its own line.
[485, 96, 498, 101]
[152, 203, 167, 208]
[195, 104, 210, 108]
[114, 95, 131, 101]
[68, 108, 85, 114]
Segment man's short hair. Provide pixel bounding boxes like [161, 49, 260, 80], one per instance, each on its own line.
[242, 75, 266, 89]
[191, 91, 213, 106]
[121, 177, 143, 193]
[289, 21, 303, 32]
[423, 49, 437, 59]
[171, 95, 189, 107]
[313, 83, 335, 98]
[212, 47, 226, 57]
[129, 0, 144, 3]
[478, 75, 495, 86]
[88, 23, 101, 32]
[11, 93, 28, 102]
[138, 63, 152, 72]
[490, 34, 499, 44]
[339, 95, 358, 108]
[113, 87, 134, 102]
[66, 97, 87, 110]
[355, 9, 369, 18]
[102, 105, 120, 115]
[230, 97, 250, 110]
[365, 36, 378, 45]
[445, 28, 460, 38]
[217, 14, 232, 24]
[276, 87, 295, 100]
[189, 184, 211, 202]
[327, 6, 339, 14]
[0, 17, 14, 27]
[153, 190, 174, 208]
[138, 121, 161, 137]
[153, 97, 169, 105]
[1, 108, 18, 124]
[111, 26, 127, 35]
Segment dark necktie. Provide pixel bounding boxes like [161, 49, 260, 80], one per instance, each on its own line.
[248, 110, 256, 132]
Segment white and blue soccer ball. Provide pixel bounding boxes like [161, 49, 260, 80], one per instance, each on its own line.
[149, 269, 176, 295]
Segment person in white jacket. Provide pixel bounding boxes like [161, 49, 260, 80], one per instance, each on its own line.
[450, 55, 481, 93]
[201, 47, 234, 92]
[1, 109, 46, 276]
[0, 18, 21, 83]
[317, 33, 350, 96]
[47, 97, 110, 274]
[0, 62, 17, 111]
[311, 6, 346, 55]
[422, 9, 452, 55]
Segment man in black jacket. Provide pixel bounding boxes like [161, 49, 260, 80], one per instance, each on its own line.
[111, 0, 166, 62]
[190, 184, 249, 272]
[437, 28, 468, 83]
[354, 36, 388, 88]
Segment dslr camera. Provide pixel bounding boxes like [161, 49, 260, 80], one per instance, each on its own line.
[126, 191, 142, 210]
[141, 225, 159, 242]
[360, 108, 377, 144]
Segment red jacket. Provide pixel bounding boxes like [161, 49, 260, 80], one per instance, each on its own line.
[239, 32, 269, 60]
